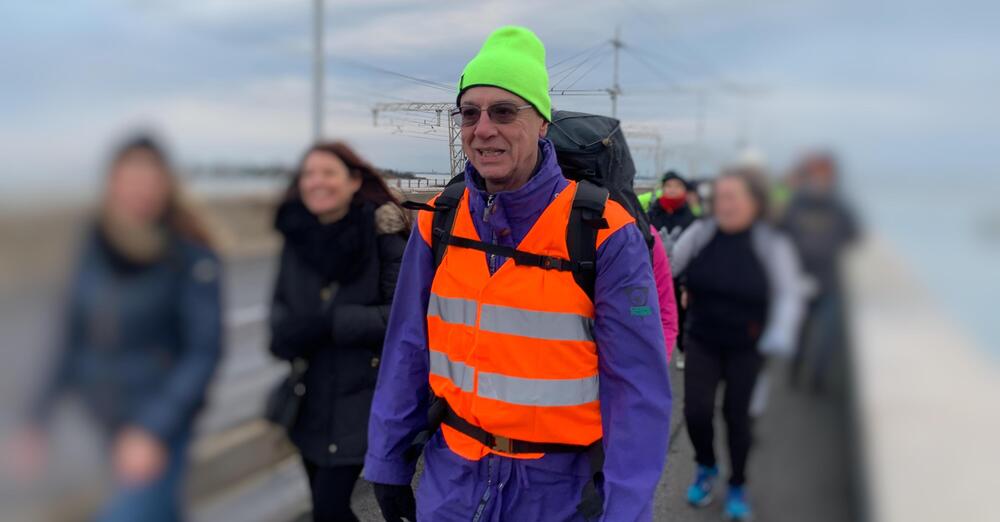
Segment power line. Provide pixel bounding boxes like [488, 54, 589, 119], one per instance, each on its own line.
[629, 45, 718, 83]
[621, 0, 733, 84]
[549, 41, 609, 70]
[549, 91, 610, 97]
[333, 54, 618, 101]
[622, 45, 681, 87]
[550, 42, 609, 77]
[629, 45, 760, 96]
[390, 133, 449, 143]
[549, 89, 610, 96]
[563, 51, 611, 91]
[550, 45, 612, 90]
[332, 56, 454, 93]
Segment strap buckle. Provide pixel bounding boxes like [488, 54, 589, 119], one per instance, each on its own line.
[491, 435, 513, 453]
[542, 256, 562, 270]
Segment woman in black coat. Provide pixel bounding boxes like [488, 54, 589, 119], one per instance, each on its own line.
[269, 141, 408, 521]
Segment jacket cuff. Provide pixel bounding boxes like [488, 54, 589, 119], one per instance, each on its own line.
[363, 452, 416, 485]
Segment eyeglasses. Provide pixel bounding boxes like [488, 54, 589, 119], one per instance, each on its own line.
[451, 103, 534, 127]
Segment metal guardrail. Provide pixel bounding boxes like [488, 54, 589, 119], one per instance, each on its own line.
[392, 177, 659, 192]
[391, 177, 449, 191]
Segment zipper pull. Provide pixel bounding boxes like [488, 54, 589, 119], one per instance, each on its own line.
[483, 194, 496, 223]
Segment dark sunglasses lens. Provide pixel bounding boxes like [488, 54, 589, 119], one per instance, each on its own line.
[458, 107, 481, 126]
[489, 104, 519, 123]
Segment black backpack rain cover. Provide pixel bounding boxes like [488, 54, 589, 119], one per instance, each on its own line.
[547, 110, 655, 250]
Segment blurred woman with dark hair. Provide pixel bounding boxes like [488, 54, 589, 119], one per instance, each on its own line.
[670, 167, 806, 520]
[268, 141, 408, 521]
[24, 134, 223, 521]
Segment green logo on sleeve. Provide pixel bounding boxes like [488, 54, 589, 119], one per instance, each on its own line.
[630, 306, 652, 317]
[627, 286, 651, 316]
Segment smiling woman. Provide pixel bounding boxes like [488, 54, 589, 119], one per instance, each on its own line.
[268, 140, 408, 522]
[299, 150, 363, 223]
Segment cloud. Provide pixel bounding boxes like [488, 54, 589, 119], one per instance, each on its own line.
[4, 0, 1000, 198]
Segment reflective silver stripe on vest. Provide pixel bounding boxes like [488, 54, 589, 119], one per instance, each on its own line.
[428, 294, 478, 327]
[429, 350, 475, 392]
[477, 372, 599, 407]
[479, 304, 594, 342]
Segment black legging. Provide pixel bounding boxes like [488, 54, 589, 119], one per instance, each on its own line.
[683, 336, 763, 486]
[674, 282, 687, 353]
[302, 459, 364, 522]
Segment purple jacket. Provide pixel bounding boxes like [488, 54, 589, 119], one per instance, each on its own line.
[365, 139, 671, 521]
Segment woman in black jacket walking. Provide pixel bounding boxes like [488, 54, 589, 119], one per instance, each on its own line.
[670, 168, 806, 521]
[269, 141, 408, 521]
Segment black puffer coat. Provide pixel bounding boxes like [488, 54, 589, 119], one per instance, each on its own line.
[269, 199, 407, 466]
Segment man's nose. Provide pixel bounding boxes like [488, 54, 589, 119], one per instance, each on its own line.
[473, 111, 498, 140]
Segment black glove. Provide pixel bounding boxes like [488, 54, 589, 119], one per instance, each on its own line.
[372, 482, 416, 522]
[576, 475, 604, 520]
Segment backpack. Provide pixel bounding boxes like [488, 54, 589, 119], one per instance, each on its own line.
[548, 110, 656, 251]
[402, 111, 649, 302]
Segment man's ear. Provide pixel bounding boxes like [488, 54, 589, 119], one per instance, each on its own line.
[539, 120, 549, 138]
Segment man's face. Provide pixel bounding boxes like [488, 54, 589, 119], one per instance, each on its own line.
[459, 86, 548, 192]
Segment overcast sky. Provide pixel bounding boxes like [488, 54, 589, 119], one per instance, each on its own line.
[2, 0, 997, 198]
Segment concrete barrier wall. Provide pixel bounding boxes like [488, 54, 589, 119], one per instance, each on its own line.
[846, 238, 999, 522]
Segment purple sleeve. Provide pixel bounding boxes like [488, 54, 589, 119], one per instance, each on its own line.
[594, 225, 672, 520]
[364, 226, 433, 485]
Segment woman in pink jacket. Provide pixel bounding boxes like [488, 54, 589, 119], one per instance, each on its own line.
[651, 225, 679, 361]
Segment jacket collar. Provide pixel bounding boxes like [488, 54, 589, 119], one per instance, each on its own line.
[463, 138, 568, 227]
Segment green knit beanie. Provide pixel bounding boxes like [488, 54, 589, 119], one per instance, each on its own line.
[457, 26, 551, 122]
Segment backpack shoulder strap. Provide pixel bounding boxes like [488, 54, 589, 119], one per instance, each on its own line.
[430, 178, 466, 268]
[567, 180, 609, 301]
[424, 175, 467, 269]
[400, 174, 466, 269]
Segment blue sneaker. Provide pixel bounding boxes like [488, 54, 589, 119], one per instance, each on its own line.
[724, 485, 752, 520]
[686, 465, 718, 507]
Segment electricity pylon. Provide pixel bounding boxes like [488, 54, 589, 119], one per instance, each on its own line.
[624, 126, 665, 180]
[372, 102, 465, 178]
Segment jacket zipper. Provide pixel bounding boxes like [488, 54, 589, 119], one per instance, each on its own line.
[471, 454, 495, 522]
[484, 195, 498, 272]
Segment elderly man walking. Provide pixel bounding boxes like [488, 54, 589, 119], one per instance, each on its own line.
[365, 26, 671, 521]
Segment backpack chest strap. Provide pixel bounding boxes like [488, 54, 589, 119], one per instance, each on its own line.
[442, 234, 593, 273]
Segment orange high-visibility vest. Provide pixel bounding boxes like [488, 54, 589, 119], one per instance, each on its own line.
[417, 180, 635, 461]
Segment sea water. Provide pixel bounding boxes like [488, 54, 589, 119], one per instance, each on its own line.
[853, 176, 1000, 355]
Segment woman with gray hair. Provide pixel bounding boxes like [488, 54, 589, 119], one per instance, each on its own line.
[670, 167, 806, 521]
